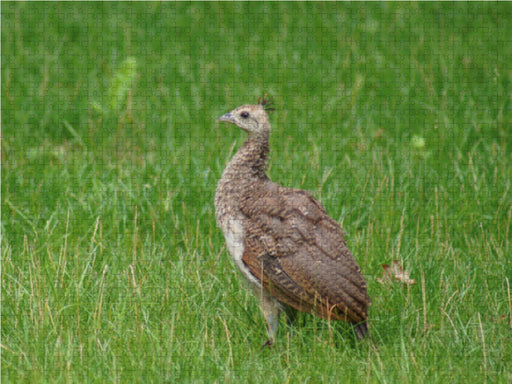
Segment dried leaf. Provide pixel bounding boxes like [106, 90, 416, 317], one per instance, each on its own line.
[377, 260, 416, 286]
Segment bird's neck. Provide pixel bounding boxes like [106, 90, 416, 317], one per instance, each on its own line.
[223, 131, 270, 182]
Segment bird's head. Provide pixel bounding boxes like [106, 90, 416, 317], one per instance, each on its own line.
[217, 96, 274, 136]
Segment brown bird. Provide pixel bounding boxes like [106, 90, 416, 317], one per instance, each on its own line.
[215, 97, 370, 346]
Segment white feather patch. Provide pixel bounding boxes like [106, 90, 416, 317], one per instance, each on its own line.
[223, 218, 261, 287]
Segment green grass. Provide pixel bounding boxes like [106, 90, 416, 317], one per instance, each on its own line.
[2, 2, 511, 382]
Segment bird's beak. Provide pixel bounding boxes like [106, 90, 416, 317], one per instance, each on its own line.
[217, 112, 234, 123]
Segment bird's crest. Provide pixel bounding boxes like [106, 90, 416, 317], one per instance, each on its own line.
[258, 94, 275, 113]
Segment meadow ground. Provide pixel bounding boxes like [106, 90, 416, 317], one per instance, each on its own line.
[2, 2, 511, 382]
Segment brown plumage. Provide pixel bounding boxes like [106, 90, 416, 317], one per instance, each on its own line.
[215, 98, 370, 346]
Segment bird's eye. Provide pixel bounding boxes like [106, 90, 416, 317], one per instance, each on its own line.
[240, 111, 250, 118]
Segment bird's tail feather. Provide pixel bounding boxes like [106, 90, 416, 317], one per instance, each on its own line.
[353, 322, 369, 340]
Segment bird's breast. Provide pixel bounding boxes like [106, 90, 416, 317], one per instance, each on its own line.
[218, 212, 261, 288]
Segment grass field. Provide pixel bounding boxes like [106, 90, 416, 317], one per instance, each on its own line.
[2, 2, 511, 382]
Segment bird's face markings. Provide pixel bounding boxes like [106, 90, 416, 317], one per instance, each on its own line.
[218, 104, 269, 135]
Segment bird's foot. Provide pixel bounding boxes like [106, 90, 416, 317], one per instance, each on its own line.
[260, 338, 274, 351]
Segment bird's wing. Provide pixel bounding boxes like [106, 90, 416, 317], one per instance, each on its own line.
[240, 182, 369, 323]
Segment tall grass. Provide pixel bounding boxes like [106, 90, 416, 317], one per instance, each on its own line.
[2, 2, 511, 382]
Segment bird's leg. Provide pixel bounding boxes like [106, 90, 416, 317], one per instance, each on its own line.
[282, 304, 298, 325]
[261, 311, 279, 349]
[257, 289, 281, 349]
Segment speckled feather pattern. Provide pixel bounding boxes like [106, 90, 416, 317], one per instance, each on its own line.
[215, 103, 370, 342]
[241, 181, 369, 323]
